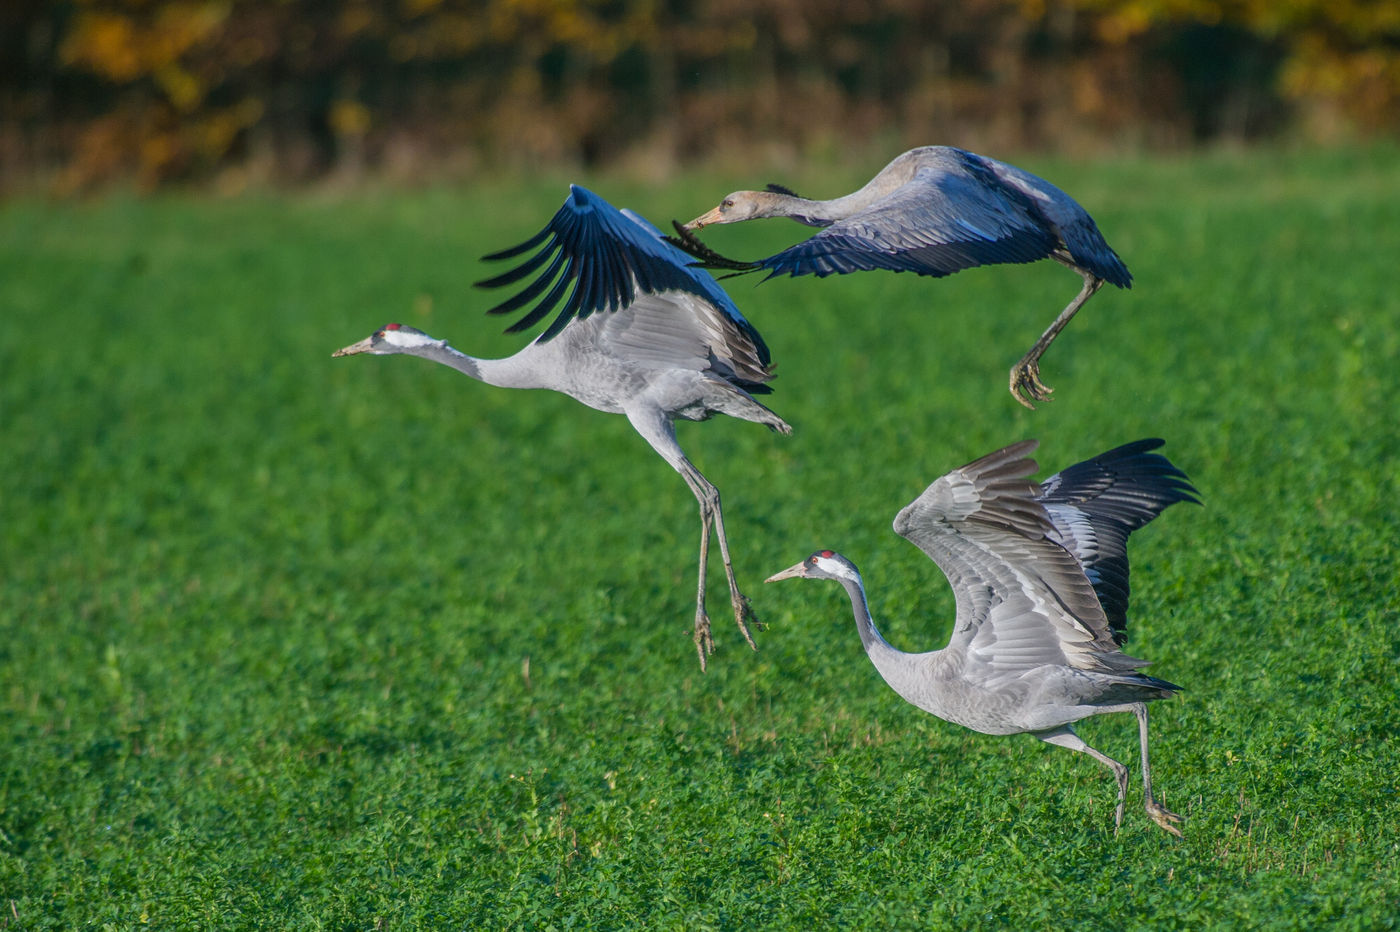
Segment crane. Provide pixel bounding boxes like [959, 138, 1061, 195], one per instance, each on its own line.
[334, 185, 791, 669]
[765, 439, 1197, 835]
[669, 146, 1132, 409]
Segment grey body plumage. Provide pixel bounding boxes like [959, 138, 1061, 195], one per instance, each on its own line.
[767, 439, 1198, 835]
[675, 146, 1132, 408]
[335, 186, 790, 668]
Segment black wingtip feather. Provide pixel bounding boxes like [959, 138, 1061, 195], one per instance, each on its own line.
[478, 187, 769, 350]
[481, 248, 567, 315]
[501, 258, 575, 335]
[474, 234, 560, 290]
[1037, 439, 1200, 646]
[480, 226, 552, 262]
[665, 221, 761, 273]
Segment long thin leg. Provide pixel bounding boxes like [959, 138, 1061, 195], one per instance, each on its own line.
[704, 482, 762, 648]
[626, 407, 759, 669]
[1134, 703, 1184, 837]
[1040, 727, 1130, 833]
[1009, 264, 1104, 409]
[679, 463, 759, 658]
[689, 480, 716, 669]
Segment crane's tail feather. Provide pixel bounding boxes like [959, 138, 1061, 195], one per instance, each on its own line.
[1096, 671, 1182, 704]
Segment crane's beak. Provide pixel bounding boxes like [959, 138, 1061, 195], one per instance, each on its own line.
[764, 561, 809, 583]
[684, 206, 725, 231]
[332, 336, 376, 358]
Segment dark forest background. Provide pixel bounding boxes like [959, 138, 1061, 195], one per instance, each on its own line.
[3, 0, 1398, 192]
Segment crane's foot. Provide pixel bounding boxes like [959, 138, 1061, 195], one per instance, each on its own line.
[693, 610, 715, 671]
[1009, 358, 1054, 410]
[1146, 798, 1185, 837]
[730, 592, 764, 652]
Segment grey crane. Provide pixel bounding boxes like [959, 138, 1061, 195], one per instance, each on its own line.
[334, 185, 791, 669]
[669, 146, 1132, 409]
[766, 439, 1197, 835]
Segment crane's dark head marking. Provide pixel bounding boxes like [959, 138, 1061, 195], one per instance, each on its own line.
[765, 549, 858, 584]
[332, 322, 439, 357]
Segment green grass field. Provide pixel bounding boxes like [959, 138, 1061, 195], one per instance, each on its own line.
[3, 146, 1398, 929]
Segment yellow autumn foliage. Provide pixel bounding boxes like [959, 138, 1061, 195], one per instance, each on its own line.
[11, 0, 1398, 188]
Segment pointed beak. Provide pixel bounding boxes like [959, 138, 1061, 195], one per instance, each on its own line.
[764, 561, 810, 583]
[684, 206, 725, 231]
[332, 336, 376, 358]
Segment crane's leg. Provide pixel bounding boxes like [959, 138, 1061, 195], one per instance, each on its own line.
[1009, 266, 1103, 409]
[676, 468, 718, 669]
[678, 464, 760, 661]
[1039, 727, 1130, 834]
[626, 408, 759, 669]
[1134, 703, 1184, 837]
[709, 495, 762, 648]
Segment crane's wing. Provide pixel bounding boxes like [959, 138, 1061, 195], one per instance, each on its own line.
[750, 162, 1059, 280]
[975, 152, 1132, 288]
[570, 289, 776, 392]
[1037, 439, 1199, 643]
[893, 440, 1142, 677]
[477, 185, 768, 357]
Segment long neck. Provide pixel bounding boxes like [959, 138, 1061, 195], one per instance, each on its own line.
[761, 192, 836, 227]
[766, 176, 894, 227]
[409, 341, 543, 390]
[836, 572, 935, 704]
[836, 572, 912, 671]
[757, 190, 874, 227]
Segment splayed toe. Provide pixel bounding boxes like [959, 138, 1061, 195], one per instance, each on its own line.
[731, 594, 763, 650]
[1147, 802, 1185, 837]
[693, 612, 715, 670]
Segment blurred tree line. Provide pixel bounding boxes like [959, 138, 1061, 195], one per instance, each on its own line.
[2, 0, 1396, 191]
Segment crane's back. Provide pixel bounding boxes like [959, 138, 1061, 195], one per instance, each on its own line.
[506, 288, 782, 426]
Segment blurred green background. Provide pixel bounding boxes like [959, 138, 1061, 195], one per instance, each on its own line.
[2, 146, 1398, 929]
[3, 3, 1399, 928]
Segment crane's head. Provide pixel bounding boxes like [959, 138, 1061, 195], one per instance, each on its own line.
[765, 550, 861, 585]
[685, 190, 792, 229]
[332, 323, 444, 358]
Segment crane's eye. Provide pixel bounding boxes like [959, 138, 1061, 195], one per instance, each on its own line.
[722, 199, 733, 208]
